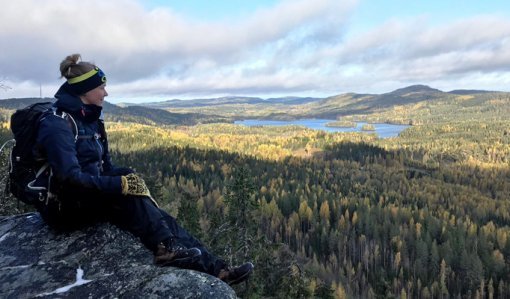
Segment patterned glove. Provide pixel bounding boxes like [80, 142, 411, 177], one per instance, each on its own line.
[121, 173, 151, 197]
[120, 173, 159, 207]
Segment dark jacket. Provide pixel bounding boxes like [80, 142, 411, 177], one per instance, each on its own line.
[36, 85, 125, 195]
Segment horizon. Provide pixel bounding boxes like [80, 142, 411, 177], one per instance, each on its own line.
[0, 84, 503, 105]
[1, 0, 510, 102]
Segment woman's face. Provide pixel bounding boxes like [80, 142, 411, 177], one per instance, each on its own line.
[80, 84, 108, 106]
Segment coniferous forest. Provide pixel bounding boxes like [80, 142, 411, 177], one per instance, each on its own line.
[1, 87, 510, 298]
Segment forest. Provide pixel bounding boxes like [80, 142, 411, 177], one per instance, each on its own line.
[0, 88, 510, 298]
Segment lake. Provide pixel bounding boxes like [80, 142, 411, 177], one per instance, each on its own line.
[234, 119, 410, 138]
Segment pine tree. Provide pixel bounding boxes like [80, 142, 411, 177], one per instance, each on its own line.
[177, 190, 202, 239]
[314, 280, 335, 299]
[439, 259, 449, 299]
[223, 166, 258, 263]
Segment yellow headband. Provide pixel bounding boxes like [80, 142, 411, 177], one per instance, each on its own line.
[67, 68, 99, 84]
[64, 66, 107, 95]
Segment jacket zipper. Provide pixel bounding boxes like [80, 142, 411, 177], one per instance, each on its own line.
[94, 133, 103, 171]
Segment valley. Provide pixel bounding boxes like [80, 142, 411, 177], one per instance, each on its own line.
[1, 85, 509, 298]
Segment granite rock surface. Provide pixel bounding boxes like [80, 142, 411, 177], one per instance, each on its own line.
[0, 213, 236, 298]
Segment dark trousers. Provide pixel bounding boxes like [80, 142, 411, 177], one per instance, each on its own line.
[36, 190, 226, 276]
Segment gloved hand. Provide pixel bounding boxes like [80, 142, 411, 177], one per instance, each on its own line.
[121, 173, 151, 197]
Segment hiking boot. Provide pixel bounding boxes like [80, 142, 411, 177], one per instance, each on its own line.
[218, 262, 254, 285]
[154, 242, 201, 267]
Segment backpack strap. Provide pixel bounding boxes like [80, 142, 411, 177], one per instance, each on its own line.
[0, 139, 16, 174]
[50, 108, 78, 142]
[55, 109, 102, 141]
[27, 163, 49, 191]
[77, 134, 100, 140]
[28, 108, 79, 205]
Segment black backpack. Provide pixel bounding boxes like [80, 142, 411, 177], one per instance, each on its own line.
[8, 102, 77, 205]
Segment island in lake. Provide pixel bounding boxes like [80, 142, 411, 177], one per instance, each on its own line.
[325, 120, 357, 128]
[361, 124, 376, 131]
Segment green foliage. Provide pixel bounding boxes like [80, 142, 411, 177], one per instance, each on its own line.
[2, 89, 510, 298]
[176, 189, 202, 239]
[202, 165, 258, 266]
[224, 166, 257, 227]
[101, 117, 510, 298]
[314, 281, 335, 299]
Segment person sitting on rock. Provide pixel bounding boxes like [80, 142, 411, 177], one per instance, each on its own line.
[33, 53, 253, 286]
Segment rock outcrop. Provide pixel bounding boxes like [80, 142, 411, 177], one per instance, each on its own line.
[0, 213, 236, 298]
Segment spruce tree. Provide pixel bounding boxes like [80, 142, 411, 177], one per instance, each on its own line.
[177, 190, 202, 239]
[223, 166, 257, 263]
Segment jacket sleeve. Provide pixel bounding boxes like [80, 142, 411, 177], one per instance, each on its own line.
[37, 114, 122, 194]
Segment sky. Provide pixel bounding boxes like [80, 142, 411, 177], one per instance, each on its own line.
[1, 0, 509, 103]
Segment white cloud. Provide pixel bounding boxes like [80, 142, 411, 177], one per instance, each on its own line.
[313, 15, 510, 92]
[0, 0, 509, 101]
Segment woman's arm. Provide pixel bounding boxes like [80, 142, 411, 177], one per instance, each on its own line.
[37, 114, 122, 193]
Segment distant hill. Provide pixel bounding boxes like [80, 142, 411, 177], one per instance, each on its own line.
[447, 89, 495, 95]
[0, 97, 54, 110]
[0, 98, 230, 126]
[388, 84, 442, 95]
[290, 85, 448, 119]
[115, 85, 508, 122]
[125, 85, 450, 114]
[2, 85, 505, 125]
[101, 102, 230, 125]
[140, 96, 266, 109]
[368, 84, 446, 107]
[264, 96, 322, 105]
[131, 96, 321, 109]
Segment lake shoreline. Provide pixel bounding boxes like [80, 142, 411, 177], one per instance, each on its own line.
[235, 119, 410, 138]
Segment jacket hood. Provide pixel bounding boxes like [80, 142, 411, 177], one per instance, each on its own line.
[54, 83, 103, 122]
[54, 83, 84, 113]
